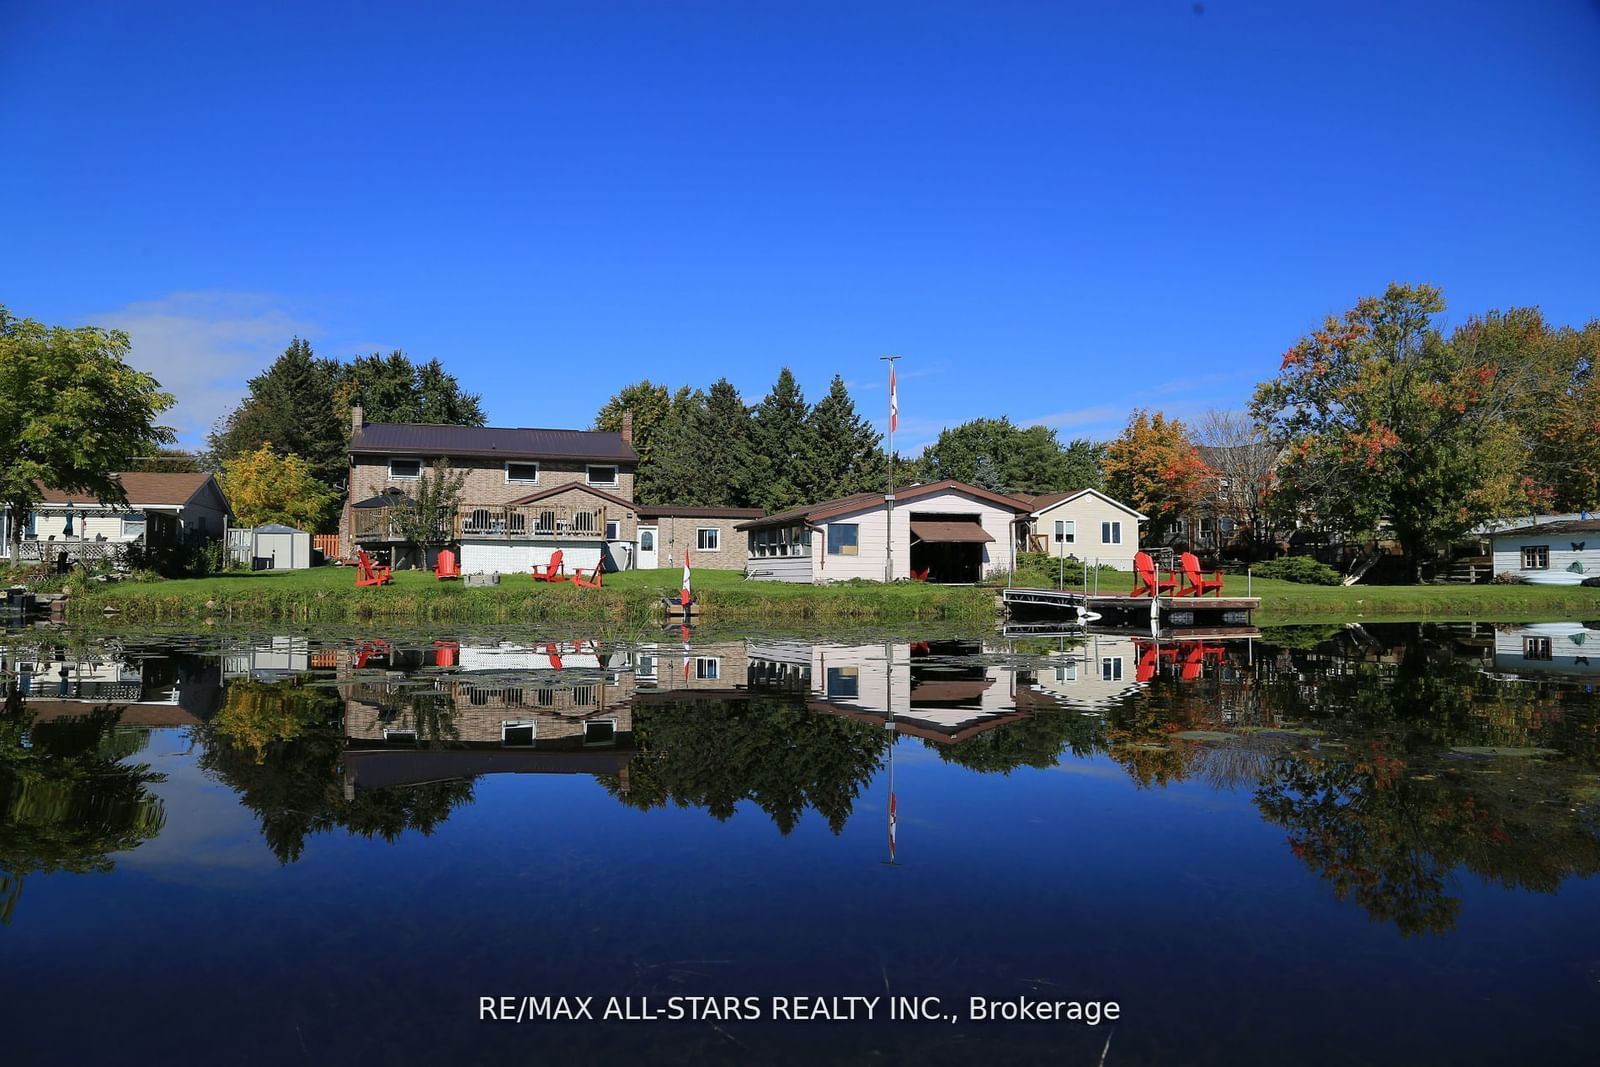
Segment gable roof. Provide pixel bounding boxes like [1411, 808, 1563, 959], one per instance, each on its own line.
[351, 422, 637, 464]
[1020, 487, 1147, 521]
[1491, 518, 1600, 538]
[637, 505, 766, 520]
[735, 480, 1032, 530]
[34, 472, 218, 509]
[504, 482, 636, 511]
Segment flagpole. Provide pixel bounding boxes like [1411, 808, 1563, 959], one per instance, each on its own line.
[881, 355, 901, 584]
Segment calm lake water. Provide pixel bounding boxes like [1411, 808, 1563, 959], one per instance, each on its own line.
[3, 621, 1599, 1065]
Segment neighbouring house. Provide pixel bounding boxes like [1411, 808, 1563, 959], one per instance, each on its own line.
[1, 472, 232, 566]
[1489, 518, 1600, 584]
[1169, 442, 1281, 555]
[1492, 623, 1600, 678]
[1014, 488, 1146, 571]
[635, 505, 765, 570]
[736, 479, 1029, 584]
[342, 407, 640, 574]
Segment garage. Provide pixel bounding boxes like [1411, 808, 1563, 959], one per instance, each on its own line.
[908, 515, 994, 583]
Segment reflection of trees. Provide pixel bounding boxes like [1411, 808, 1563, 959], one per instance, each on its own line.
[197, 681, 473, 863]
[0, 689, 166, 925]
[1256, 745, 1600, 936]
[927, 710, 1105, 774]
[603, 697, 886, 833]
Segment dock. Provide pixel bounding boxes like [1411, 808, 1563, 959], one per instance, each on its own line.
[1001, 587, 1259, 627]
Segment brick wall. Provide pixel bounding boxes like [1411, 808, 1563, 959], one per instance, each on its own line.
[643, 515, 750, 571]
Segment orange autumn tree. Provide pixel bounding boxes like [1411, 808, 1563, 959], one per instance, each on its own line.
[1250, 283, 1526, 580]
[220, 443, 339, 530]
[1103, 410, 1212, 543]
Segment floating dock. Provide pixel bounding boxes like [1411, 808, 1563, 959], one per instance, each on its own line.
[1001, 587, 1260, 627]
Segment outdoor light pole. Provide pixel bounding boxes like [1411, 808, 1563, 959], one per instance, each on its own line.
[881, 355, 901, 584]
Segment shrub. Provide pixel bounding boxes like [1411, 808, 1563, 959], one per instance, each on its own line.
[1252, 556, 1342, 586]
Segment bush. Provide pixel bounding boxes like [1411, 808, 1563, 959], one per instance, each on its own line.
[1252, 556, 1343, 586]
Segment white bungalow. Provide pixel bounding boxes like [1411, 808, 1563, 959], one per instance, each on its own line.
[737, 479, 1030, 584]
[1016, 488, 1146, 570]
[2, 472, 231, 562]
[1489, 519, 1600, 585]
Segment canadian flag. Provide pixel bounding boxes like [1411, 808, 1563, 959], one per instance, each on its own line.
[681, 550, 692, 607]
[889, 364, 898, 433]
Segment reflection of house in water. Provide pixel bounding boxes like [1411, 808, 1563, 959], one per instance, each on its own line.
[1492, 624, 1600, 680]
[339, 639, 643, 795]
[1, 643, 223, 726]
[222, 635, 311, 680]
[1023, 634, 1147, 710]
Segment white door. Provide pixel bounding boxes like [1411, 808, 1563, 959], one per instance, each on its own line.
[637, 526, 658, 569]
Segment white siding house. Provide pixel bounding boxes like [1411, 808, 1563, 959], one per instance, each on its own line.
[739, 480, 1031, 584]
[1018, 489, 1146, 570]
[7, 473, 231, 563]
[1489, 520, 1600, 584]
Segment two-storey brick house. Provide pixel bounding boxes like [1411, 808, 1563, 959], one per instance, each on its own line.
[341, 407, 641, 574]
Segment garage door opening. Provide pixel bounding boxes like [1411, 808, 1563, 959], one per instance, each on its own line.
[908, 514, 993, 583]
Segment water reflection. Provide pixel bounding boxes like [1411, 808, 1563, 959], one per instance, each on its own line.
[2, 622, 1598, 938]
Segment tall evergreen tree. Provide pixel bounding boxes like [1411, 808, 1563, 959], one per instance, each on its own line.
[804, 375, 886, 500]
[700, 378, 759, 506]
[342, 350, 485, 425]
[638, 387, 702, 505]
[208, 338, 346, 488]
[747, 369, 811, 511]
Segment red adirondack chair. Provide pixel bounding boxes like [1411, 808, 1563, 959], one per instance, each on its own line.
[910, 566, 931, 582]
[1177, 552, 1225, 597]
[434, 548, 460, 581]
[572, 559, 605, 589]
[354, 549, 392, 588]
[531, 549, 568, 583]
[1130, 551, 1178, 597]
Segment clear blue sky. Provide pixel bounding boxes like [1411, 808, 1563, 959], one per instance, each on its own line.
[4, 1, 1598, 449]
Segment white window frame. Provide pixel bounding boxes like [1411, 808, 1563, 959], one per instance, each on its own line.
[501, 720, 538, 747]
[605, 520, 620, 540]
[583, 718, 619, 746]
[586, 464, 620, 488]
[695, 656, 720, 680]
[1101, 520, 1123, 545]
[383, 729, 418, 744]
[504, 461, 540, 485]
[1054, 519, 1076, 544]
[1521, 545, 1549, 570]
[387, 457, 423, 480]
[121, 515, 147, 538]
[697, 527, 720, 552]
[1101, 656, 1123, 682]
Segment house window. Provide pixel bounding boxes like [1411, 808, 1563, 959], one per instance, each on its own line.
[826, 667, 860, 698]
[1101, 521, 1123, 545]
[1523, 637, 1553, 661]
[502, 721, 537, 747]
[587, 465, 619, 488]
[636, 654, 656, 680]
[1055, 664, 1078, 683]
[1054, 520, 1076, 544]
[640, 529, 655, 552]
[1521, 545, 1549, 570]
[505, 461, 540, 484]
[388, 458, 423, 480]
[121, 515, 147, 539]
[583, 719, 617, 746]
[697, 528, 720, 552]
[1101, 657, 1123, 682]
[24, 512, 37, 539]
[383, 729, 417, 744]
[827, 523, 859, 556]
[605, 520, 620, 540]
[695, 657, 720, 680]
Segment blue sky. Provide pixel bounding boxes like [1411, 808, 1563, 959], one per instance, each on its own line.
[4, 1, 1598, 450]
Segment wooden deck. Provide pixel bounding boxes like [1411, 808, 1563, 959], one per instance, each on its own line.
[1002, 586, 1260, 624]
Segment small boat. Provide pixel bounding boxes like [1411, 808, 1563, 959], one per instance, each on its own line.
[1519, 571, 1588, 586]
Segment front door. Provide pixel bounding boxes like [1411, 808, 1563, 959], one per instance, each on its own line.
[637, 526, 658, 569]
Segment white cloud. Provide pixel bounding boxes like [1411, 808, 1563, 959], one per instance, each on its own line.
[1026, 405, 1125, 432]
[95, 291, 317, 447]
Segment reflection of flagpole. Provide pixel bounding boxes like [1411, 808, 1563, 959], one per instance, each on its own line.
[681, 624, 691, 684]
[884, 639, 898, 865]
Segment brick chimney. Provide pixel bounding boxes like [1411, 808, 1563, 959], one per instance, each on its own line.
[351, 405, 364, 436]
[620, 410, 633, 447]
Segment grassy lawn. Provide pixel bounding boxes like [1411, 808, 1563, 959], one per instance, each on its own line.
[74, 563, 1600, 625]
[81, 565, 997, 625]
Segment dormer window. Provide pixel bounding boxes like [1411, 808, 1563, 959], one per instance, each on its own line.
[505, 462, 540, 484]
[388, 458, 422, 480]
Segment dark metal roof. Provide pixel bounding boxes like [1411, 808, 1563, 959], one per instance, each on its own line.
[1492, 519, 1600, 537]
[637, 505, 766, 519]
[351, 422, 637, 464]
[353, 490, 414, 509]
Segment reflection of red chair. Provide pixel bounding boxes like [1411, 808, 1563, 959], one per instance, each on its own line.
[1131, 551, 1178, 597]
[546, 642, 563, 670]
[433, 640, 459, 668]
[1180, 644, 1205, 681]
[434, 549, 460, 581]
[354, 639, 391, 668]
[1136, 643, 1159, 683]
[531, 549, 568, 583]
[355, 549, 392, 587]
[910, 567, 931, 582]
[1177, 552, 1225, 597]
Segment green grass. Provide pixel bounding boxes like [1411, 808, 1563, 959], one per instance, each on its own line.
[70, 562, 1600, 626]
[79, 565, 998, 625]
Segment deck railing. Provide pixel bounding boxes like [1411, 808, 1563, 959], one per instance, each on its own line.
[353, 503, 608, 542]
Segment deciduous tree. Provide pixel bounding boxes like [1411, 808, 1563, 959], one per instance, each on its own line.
[0, 307, 176, 563]
[1102, 410, 1210, 543]
[220, 444, 341, 529]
